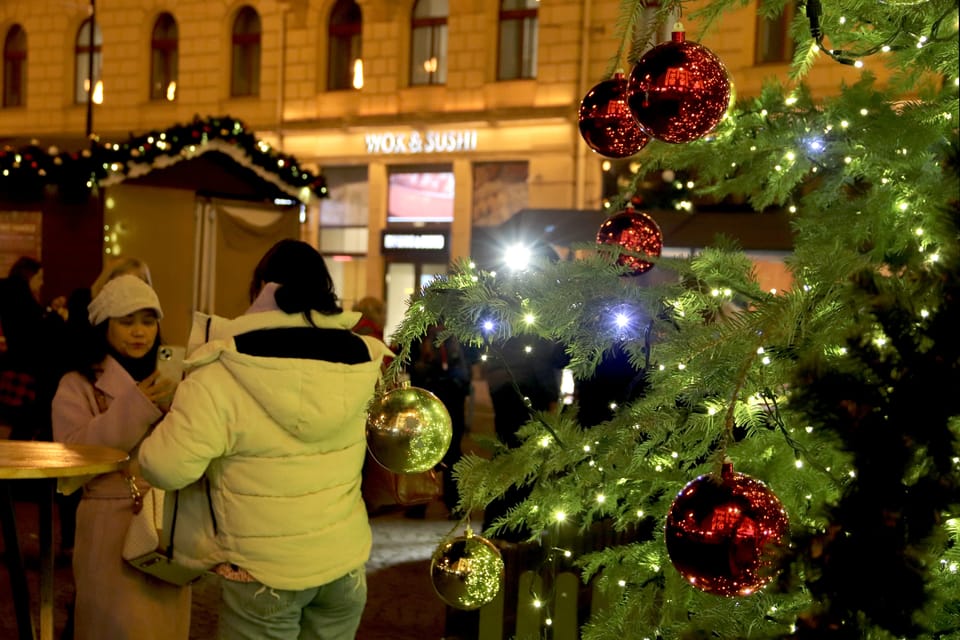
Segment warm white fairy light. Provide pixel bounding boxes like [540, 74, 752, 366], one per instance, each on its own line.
[532, 598, 543, 608]
[707, 406, 718, 415]
[775, 164, 783, 172]
[545, 618, 553, 626]
[920, 309, 930, 318]
[524, 345, 533, 354]
[658, 364, 665, 371]
[671, 451, 678, 458]
[540, 436, 551, 448]
[854, 60, 864, 68]
[785, 95, 798, 106]
[564, 550, 572, 558]
[882, 45, 891, 52]
[928, 253, 941, 263]
[859, 108, 868, 116]
[849, 470, 857, 478]
[760, 109, 769, 117]
[785, 151, 796, 161]
[524, 313, 536, 325]
[844, 156, 852, 164]
[795, 459, 804, 469]
[762, 356, 772, 365]
[841, 120, 849, 128]
[618, 579, 627, 587]
[677, 363, 686, 370]
[554, 510, 567, 522]
[806, 426, 814, 433]
[597, 494, 606, 504]
[637, 510, 645, 518]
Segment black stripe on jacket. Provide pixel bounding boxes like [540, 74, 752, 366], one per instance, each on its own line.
[233, 327, 373, 364]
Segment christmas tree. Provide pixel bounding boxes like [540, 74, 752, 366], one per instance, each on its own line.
[383, 0, 959, 637]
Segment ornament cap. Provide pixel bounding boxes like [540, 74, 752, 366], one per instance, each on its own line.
[721, 459, 734, 479]
[671, 22, 686, 42]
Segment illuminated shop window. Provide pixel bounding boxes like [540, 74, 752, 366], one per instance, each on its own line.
[388, 166, 454, 223]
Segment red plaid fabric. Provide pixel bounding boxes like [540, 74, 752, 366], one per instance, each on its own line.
[0, 369, 37, 408]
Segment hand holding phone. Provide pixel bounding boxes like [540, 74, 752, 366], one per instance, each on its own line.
[156, 345, 185, 383]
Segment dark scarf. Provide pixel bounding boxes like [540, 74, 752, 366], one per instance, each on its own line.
[107, 346, 157, 383]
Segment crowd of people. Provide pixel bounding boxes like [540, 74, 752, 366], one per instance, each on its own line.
[0, 239, 588, 640]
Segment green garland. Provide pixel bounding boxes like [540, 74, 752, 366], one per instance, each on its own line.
[0, 115, 327, 203]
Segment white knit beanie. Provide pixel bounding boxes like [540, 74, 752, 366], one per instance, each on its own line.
[88, 274, 164, 326]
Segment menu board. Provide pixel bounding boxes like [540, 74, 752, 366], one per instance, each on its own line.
[0, 211, 42, 277]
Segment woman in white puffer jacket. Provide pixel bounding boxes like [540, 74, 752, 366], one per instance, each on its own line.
[138, 240, 392, 640]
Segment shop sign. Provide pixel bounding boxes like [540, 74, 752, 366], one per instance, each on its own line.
[381, 231, 447, 252]
[365, 130, 477, 155]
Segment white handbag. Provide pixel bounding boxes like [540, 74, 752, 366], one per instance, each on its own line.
[122, 475, 206, 586]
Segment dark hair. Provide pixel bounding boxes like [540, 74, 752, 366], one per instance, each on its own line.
[249, 239, 342, 321]
[8, 256, 41, 282]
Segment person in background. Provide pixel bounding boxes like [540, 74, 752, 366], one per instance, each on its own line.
[352, 296, 386, 341]
[138, 239, 393, 640]
[0, 256, 68, 440]
[407, 321, 472, 517]
[482, 334, 567, 540]
[51, 275, 186, 640]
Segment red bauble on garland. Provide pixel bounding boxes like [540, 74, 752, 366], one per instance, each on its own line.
[626, 27, 731, 143]
[578, 73, 650, 158]
[665, 461, 789, 597]
[596, 205, 663, 274]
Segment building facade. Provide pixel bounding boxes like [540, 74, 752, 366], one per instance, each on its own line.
[0, 0, 872, 339]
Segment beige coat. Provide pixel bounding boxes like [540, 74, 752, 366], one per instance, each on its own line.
[52, 356, 190, 640]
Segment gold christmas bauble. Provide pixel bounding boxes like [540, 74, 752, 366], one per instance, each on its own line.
[366, 385, 452, 473]
[430, 532, 504, 610]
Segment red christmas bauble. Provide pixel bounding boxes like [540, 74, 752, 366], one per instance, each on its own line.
[665, 462, 789, 597]
[627, 30, 731, 144]
[596, 207, 662, 274]
[578, 73, 650, 158]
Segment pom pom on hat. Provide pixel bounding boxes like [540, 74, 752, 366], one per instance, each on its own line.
[88, 274, 163, 326]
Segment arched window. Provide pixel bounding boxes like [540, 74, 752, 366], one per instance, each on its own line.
[2, 25, 26, 108]
[410, 0, 447, 86]
[498, 0, 538, 80]
[328, 0, 362, 91]
[231, 6, 261, 97]
[755, 2, 796, 64]
[150, 13, 178, 101]
[75, 17, 103, 104]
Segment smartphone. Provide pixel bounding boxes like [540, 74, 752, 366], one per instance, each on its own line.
[156, 345, 186, 383]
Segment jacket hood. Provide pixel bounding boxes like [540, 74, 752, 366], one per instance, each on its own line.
[186, 310, 391, 442]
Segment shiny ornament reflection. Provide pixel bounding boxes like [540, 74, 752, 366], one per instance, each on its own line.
[596, 206, 663, 274]
[430, 532, 504, 610]
[665, 461, 789, 597]
[627, 30, 731, 143]
[366, 385, 452, 473]
[578, 73, 651, 158]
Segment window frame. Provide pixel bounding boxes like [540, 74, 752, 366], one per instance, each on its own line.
[328, 0, 362, 91]
[3, 24, 27, 108]
[74, 17, 103, 104]
[497, 0, 538, 81]
[754, 2, 796, 65]
[150, 12, 178, 101]
[409, 0, 448, 87]
[230, 5, 262, 97]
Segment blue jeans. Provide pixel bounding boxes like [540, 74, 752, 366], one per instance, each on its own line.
[218, 569, 367, 640]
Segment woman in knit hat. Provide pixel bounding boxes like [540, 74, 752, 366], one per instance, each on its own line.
[51, 274, 189, 640]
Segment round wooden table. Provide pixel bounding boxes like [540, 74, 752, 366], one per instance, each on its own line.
[0, 441, 128, 640]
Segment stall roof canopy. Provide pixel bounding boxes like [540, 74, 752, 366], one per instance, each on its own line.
[0, 115, 326, 204]
[471, 208, 794, 267]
